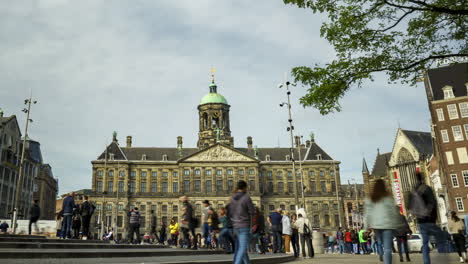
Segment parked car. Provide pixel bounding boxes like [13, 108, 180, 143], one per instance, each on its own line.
[393, 234, 433, 253]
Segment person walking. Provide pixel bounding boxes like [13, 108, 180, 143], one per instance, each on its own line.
[364, 179, 403, 264]
[267, 208, 283, 253]
[448, 211, 467, 263]
[158, 220, 167, 245]
[408, 172, 444, 264]
[28, 200, 41, 235]
[282, 210, 292, 254]
[79, 195, 94, 239]
[219, 206, 235, 253]
[180, 195, 197, 250]
[290, 214, 300, 257]
[169, 217, 179, 247]
[127, 207, 141, 244]
[202, 200, 212, 248]
[251, 206, 265, 254]
[61, 192, 76, 239]
[394, 210, 412, 262]
[294, 213, 314, 259]
[229, 180, 255, 264]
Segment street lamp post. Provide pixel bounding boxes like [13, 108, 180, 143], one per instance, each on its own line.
[12, 96, 37, 234]
[296, 135, 306, 208]
[279, 81, 299, 209]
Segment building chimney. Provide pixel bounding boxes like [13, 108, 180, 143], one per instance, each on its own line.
[126, 136, 132, 148]
[177, 136, 183, 148]
[306, 140, 311, 148]
[247, 136, 253, 149]
[294, 136, 301, 147]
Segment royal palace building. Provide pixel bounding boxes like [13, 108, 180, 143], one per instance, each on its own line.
[89, 77, 343, 238]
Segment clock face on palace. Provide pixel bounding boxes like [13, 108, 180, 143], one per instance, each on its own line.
[212, 112, 219, 118]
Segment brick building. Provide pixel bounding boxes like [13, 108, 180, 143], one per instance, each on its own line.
[424, 62, 468, 216]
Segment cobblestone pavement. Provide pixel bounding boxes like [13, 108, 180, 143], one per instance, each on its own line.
[286, 253, 461, 263]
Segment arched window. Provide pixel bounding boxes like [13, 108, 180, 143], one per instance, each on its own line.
[397, 147, 414, 163]
[203, 113, 208, 130]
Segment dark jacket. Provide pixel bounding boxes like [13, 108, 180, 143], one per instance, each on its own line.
[394, 214, 411, 237]
[30, 204, 41, 219]
[229, 191, 255, 229]
[409, 183, 437, 224]
[62, 196, 76, 215]
[80, 201, 94, 217]
[128, 210, 140, 225]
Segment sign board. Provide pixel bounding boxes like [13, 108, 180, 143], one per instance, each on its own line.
[393, 171, 404, 214]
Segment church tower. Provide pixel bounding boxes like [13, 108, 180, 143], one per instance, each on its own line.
[197, 69, 234, 149]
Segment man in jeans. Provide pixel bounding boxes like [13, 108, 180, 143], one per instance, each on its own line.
[201, 200, 212, 248]
[229, 180, 255, 264]
[267, 208, 283, 253]
[336, 227, 345, 254]
[61, 192, 75, 239]
[409, 172, 445, 264]
[128, 207, 141, 244]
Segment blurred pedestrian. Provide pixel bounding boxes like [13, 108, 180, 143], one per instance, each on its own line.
[79, 195, 95, 239]
[219, 206, 235, 253]
[336, 227, 345, 254]
[169, 217, 179, 246]
[267, 208, 283, 253]
[345, 229, 352, 254]
[364, 179, 402, 264]
[291, 214, 300, 257]
[158, 220, 167, 245]
[61, 192, 76, 239]
[0, 221, 9, 233]
[351, 229, 359, 254]
[394, 208, 412, 262]
[202, 200, 212, 248]
[294, 213, 314, 259]
[28, 200, 41, 235]
[408, 172, 444, 264]
[229, 180, 255, 264]
[180, 196, 197, 250]
[358, 227, 368, 254]
[127, 207, 141, 244]
[448, 211, 467, 263]
[71, 208, 81, 239]
[282, 210, 292, 254]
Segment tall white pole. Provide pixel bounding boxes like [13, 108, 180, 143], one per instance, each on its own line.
[333, 163, 342, 228]
[12, 96, 34, 234]
[285, 84, 299, 209]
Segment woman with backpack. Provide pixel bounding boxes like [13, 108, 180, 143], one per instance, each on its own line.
[364, 179, 402, 264]
[351, 229, 359, 254]
[293, 213, 314, 259]
[448, 211, 467, 263]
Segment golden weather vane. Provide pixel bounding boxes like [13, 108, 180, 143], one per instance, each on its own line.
[210, 67, 215, 83]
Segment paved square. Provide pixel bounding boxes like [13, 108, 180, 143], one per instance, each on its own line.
[289, 253, 461, 264]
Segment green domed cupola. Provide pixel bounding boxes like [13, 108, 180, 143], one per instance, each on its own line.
[200, 81, 228, 105]
[197, 68, 234, 149]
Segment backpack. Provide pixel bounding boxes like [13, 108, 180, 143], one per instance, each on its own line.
[362, 231, 369, 241]
[303, 222, 311, 236]
[409, 185, 432, 218]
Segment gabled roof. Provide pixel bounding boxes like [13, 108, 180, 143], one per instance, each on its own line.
[97, 141, 128, 160]
[0, 115, 22, 137]
[371, 152, 391, 177]
[180, 143, 258, 163]
[426, 62, 468, 101]
[401, 130, 433, 157]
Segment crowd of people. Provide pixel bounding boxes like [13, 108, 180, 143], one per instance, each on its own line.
[55, 194, 95, 239]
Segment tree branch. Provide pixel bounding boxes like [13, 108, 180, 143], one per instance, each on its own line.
[375, 10, 415, 32]
[407, 0, 468, 15]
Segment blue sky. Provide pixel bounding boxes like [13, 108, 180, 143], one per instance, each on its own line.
[0, 0, 431, 195]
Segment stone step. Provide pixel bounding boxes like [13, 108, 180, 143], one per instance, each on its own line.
[0, 234, 45, 239]
[0, 248, 224, 259]
[0, 237, 109, 244]
[0, 242, 167, 249]
[0, 253, 295, 264]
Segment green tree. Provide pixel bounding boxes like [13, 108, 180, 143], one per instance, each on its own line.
[283, 0, 467, 114]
